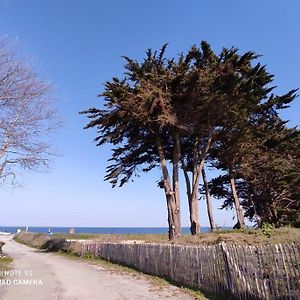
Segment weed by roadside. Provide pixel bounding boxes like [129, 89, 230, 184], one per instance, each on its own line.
[0, 256, 13, 278]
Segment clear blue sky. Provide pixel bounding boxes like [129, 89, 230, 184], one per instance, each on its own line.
[0, 0, 299, 228]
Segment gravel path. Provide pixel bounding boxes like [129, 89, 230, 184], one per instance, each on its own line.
[0, 236, 194, 300]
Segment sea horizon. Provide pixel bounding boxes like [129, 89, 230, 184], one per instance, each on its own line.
[0, 226, 231, 235]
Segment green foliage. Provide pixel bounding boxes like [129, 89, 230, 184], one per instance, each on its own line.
[291, 212, 300, 228]
[82, 40, 299, 231]
[260, 223, 276, 237]
[0, 256, 13, 277]
[0, 256, 13, 263]
[82, 252, 95, 259]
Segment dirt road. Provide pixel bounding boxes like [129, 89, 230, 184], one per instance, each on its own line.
[0, 235, 194, 300]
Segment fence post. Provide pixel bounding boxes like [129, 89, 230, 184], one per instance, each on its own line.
[279, 243, 292, 299]
[220, 242, 235, 294]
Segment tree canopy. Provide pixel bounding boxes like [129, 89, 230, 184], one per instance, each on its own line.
[82, 41, 299, 239]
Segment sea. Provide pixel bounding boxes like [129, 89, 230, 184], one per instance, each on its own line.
[0, 226, 227, 235]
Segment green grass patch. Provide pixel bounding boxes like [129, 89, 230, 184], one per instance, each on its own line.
[0, 256, 13, 278]
[0, 256, 13, 265]
[54, 233, 99, 240]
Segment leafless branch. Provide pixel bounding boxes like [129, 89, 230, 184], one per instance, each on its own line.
[0, 37, 61, 185]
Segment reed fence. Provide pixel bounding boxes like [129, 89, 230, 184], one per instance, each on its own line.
[78, 241, 300, 299]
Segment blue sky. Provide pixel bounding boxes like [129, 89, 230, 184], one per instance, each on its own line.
[0, 0, 299, 228]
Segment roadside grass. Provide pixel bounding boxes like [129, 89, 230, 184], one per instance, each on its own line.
[54, 233, 168, 242]
[54, 227, 300, 246]
[0, 256, 13, 278]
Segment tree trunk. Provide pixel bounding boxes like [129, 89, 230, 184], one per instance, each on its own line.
[229, 174, 245, 229]
[181, 158, 198, 234]
[190, 167, 200, 235]
[250, 198, 261, 227]
[182, 164, 199, 234]
[189, 195, 200, 234]
[172, 132, 181, 231]
[156, 136, 181, 240]
[202, 167, 216, 231]
[188, 128, 213, 235]
[181, 160, 192, 202]
[0, 141, 9, 159]
[0, 159, 7, 178]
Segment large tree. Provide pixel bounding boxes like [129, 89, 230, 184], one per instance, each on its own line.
[208, 84, 298, 228]
[83, 41, 299, 238]
[238, 122, 300, 226]
[82, 46, 184, 239]
[0, 37, 60, 185]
